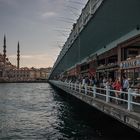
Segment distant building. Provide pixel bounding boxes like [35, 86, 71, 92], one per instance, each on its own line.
[7, 67, 52, 82]
[0, 53, 4, 79]
[0, 35, 52, 82]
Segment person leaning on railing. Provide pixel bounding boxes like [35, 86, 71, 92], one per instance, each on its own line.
[122, 75, 129, 102]
[112, 79, 122, 104]
[106, 78, 114, 102]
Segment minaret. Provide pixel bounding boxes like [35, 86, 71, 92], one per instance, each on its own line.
[17, 41, 20, 69]
[3, 35, 6, 64]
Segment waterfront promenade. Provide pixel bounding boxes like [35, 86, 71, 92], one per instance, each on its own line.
[50, 80, 140, 132]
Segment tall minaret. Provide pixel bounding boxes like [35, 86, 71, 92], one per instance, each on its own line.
[3, 35, 6, 64]
[17, 41, 20, 69]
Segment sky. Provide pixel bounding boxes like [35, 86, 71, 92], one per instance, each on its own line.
[0, 0, 88, 68]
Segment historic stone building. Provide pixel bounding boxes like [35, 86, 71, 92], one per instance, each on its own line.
[0, 35, 51, 82]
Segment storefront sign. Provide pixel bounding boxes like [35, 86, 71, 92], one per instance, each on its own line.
[120, 59, 140, 69]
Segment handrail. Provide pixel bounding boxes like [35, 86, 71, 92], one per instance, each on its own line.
[50, 80, 140, 112]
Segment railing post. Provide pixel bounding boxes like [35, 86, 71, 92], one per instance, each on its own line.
[93, 85, 96, 98]
[106, 86, 109, 103]
[75, 83, 77, 91]
[79, 83, 81, 93]
[67, 82, 69, 88]
[85, 84, 87, 95]
[72, 83, 73, 90]
[128, 88, 132, 111]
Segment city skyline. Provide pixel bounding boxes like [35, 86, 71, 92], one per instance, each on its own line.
[0, 0, 88, 68]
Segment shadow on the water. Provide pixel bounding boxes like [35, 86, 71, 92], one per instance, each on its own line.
[51, 84, 140, 140]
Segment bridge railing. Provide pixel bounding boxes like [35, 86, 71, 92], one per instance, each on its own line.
[51, 80, 140, 112]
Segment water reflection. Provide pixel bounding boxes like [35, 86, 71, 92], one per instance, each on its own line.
[0, 83, 139, 140]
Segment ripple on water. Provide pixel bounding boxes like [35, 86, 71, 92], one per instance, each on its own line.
[0, 83, 140, 140]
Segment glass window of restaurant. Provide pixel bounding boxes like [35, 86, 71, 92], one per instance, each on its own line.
[134, 68, 140, 86]
[123, 67, 140, 88]
[124, 69, 134, 86]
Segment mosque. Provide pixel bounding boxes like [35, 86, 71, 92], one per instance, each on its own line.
[0, 36, 51, 82]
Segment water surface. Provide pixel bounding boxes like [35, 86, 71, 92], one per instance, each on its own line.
[0, 83, 139, 139]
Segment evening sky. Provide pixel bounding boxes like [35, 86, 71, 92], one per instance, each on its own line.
[0, 0, 87, 68]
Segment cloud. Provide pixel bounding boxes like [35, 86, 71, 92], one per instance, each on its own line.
[0, 0, 88, 68]
[8, 48, 60, 68]
[0, 0, 18, 7]
[41, 12, 57, 19]
[9, 55, 32, 59]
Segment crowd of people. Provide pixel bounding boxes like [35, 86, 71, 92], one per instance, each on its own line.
[60, 75, 130, 104]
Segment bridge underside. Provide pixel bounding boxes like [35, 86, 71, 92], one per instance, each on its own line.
[50, 0, 140, 78]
